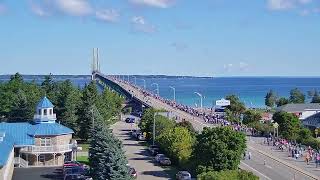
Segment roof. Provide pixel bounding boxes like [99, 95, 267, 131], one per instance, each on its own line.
[27, 123, 74, 136]
[0, 131, 14, 167]
[303, 112, 320, 128]
[0, 122, 74, 146]
[37, 96, 54, 109]
[276, 103, 320, 112]
[0, 123, 34, 146]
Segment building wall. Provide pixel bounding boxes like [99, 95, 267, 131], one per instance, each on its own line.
[27, 153, 70, 166]
[0, 148, 14, 180]
[301, 111, 320, 120]
[34, 134, 72, 146]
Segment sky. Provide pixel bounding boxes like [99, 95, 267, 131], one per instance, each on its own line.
[0, 0, 319, 77]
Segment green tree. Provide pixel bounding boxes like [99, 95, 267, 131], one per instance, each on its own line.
[311, 91, 320, 103]
[197, 170, 258, 180]
[89, 107, 131, 180]
[139, 108, 156, 134]
[176, 120, 196, 134]
[157, 127, 195, 166]
[78, 81, 99, 140]
[276, 97, 289, 107]
[225, 95, 246, 122]
[265, 90, 277, 108]
[273, 111, 301, 141]
[289, 88, 305, 104]
[154, 115, 175, 139]
[8, 89, 29, 122]
[41, 74, 55, 95]
[242, 110, 262, 125]
[193, 127, 246, 171]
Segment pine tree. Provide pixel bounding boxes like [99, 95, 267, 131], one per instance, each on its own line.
[89, 107, 131, 180]
[311, 91, 320, 103]
[9, 89, 29, 122]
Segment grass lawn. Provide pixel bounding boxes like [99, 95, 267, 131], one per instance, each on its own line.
[78, 143, 89, 152]
[77, 156, 89, 165]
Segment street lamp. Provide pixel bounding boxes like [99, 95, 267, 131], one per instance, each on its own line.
[151, 83, 159, 95]
[133, 76, 137, 85]
[194, 92, 203, 109]
[169, 86, 176, 101]
[141, 79, 146, 89]
[127, 75, 130, 82]
[153, 112, 158, 146]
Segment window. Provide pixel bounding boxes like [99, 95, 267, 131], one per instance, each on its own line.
[40, 138, 51, 146]
[49, 109, 53, 115]
[44, 109, 47, 115]
[38, 109, 41, 115]
[39, 155, 45, 162]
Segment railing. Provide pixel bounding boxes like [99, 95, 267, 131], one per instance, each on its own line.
[14, 157, 28, 167]
[21, 144, 75, 153]
[33, 114, 56, 120]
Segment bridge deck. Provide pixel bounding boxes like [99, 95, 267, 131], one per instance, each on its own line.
[96, 73, 214, 131]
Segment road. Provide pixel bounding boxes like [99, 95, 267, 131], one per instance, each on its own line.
[112, 118, 172, 180]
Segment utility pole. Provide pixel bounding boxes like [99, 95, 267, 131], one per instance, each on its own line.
[153, 112, 158, 146]
[169, 86, 176, 101]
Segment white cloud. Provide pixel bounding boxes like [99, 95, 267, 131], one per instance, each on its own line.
[96, 9, 119, 23]
[55, 0, 92, 16]
[239, 62, 249, 71]
[30, 2, 50, 17]
[129, 0, 174, 8]
[267, 0, 313, 10]
[223, 64, 233, 72]
[131, 16, 156, 33]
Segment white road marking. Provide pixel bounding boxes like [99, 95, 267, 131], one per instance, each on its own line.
[241, 162, 272, 180]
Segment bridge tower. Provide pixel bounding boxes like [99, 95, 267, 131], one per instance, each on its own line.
[91, 48, 101, 80]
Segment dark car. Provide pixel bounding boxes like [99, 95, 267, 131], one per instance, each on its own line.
[148, 145, 160, 156]
[129, 167, 137, 178]
[125, 117, 135, 123]
[176, 171, 192, 180]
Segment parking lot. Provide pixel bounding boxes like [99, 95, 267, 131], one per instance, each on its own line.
[12, 167, 63, 180]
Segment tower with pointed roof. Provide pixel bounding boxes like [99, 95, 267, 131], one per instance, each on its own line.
[34, 96, 56, 124]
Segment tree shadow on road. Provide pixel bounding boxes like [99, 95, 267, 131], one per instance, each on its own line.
[141, 170, 172, 179]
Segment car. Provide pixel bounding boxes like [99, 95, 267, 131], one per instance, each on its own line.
[137, 134, 146, 141]
[125, 117, 135, 123]
[129, 167, 137, 178]
[64, 174, 92, 180]
[159, 157, 171, 166]
[131, 130, 141, 138]
[176, 171, 192, 180]
[155, 154, 166, 162]
[148, 145, 160, 156]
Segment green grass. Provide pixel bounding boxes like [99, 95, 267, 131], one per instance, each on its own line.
[77, 156, 89, 165]
[78, 143, 89, 152]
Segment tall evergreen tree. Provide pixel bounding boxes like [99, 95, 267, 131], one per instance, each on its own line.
[289, 88, 305, 104]
[265, 90, 277, 108]
[89, 107, 131, 180]
[9, 89, 29, 122]
[311, 91, 320, 103]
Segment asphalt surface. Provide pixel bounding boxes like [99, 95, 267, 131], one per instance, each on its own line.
[12, 167, 63, 180]
[111, 118, 173, 180]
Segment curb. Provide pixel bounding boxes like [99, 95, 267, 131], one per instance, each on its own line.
[249, 146, 319, 180]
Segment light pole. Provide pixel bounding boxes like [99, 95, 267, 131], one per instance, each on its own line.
[141, 79, 146, 89]
[169, 86, 176, 101]
[151, 83, 159, 95]
[153, 112, 158, 146]
[133, 76, 137, 85]
[127, 75, 130, 82]
[194, 92, 203, 110]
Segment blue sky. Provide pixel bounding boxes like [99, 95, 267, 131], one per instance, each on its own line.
[0, 0, 319, 76]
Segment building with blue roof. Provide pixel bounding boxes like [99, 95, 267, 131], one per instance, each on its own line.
[0, 96, 77, 174]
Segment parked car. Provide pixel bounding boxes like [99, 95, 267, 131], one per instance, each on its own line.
[159, 157, 171, 166]
[131, 130, 141, 138]
[148, 145, 160, 156]
[155, 154, 166, 162]
[64, 174, 92, 180]
[125, 117, 135, 123]
[129, 167, 137, 178]
[137, 134, 146, 141]
[176, 171, 192, 180]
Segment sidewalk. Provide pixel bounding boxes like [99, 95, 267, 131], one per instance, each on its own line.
[248, 137, 320, 179]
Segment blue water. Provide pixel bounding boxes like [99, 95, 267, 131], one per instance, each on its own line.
[1, 75, 320, 108]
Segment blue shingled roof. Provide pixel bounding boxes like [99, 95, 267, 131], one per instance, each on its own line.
[37, 96, 54, 109]
[0, 123, 34, 146]
[0, 132, 14, 167]
[27, 123, 74, 136]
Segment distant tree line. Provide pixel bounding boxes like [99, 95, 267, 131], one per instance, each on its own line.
[265, 88, 320, 108]
[0, 72, 124, 141]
